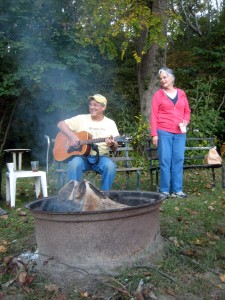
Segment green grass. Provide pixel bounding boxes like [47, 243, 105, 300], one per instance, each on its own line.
[0, 166, 225, 299]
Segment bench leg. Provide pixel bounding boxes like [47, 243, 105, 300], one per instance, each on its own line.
[211, 168, 216, 188]
[136, 170, 141, 191]
[149, 170, 159, 191]
[57, 171, 67, 190]
[57, 172, 61, 190]
[156, 170, 159, 192]
[150, 170, 154, 191]
[125, 172, 130, 189]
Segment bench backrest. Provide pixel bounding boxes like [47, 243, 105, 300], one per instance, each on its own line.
[45, 135, 136, 172]
[146, 137, 216, 165]
[109, 144, 136, 168]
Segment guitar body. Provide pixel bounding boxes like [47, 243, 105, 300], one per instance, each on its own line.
[53, 131, 130, 162]
[53, 131, 92, 161]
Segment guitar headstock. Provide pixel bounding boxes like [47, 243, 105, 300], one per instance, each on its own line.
[115, 136, 132, 145]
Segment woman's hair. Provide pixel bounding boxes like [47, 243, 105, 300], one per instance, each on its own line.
[158, 67, 175, 82]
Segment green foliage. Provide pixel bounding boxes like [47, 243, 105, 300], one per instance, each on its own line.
[1, 0, 225, 161]
[167, 2, 225, 144]
[0, 0, 140, 156]
[117, 110, 149, 168]
[187, 77, 225, 139]
[75, 0, 166, 60]
[117, 109, 149, 150]
[131, 115, 149, 152]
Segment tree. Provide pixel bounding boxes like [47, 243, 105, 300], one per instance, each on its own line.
[0, 0, 142, 167]
[75, 0, 168, 120]
[167, 0, 225, 141]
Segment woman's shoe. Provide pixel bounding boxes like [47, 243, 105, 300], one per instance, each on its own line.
[161, 192, 170, 199]
[171, 191, 187, 198]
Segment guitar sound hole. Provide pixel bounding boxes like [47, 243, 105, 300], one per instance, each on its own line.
[67, 145, 82, 153]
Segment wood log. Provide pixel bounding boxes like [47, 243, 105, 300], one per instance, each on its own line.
[57, 180, 128, 211]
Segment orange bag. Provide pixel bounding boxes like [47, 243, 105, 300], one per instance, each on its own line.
[204, 147, 222, 165]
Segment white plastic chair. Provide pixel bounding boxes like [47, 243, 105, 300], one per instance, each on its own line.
[5, 162, 48, 208]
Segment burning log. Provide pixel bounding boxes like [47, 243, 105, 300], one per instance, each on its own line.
[40, 180, 129, 212]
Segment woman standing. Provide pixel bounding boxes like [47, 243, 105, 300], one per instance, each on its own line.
[150, 67, 191, 198]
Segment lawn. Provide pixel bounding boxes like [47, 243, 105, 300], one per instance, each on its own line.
[0, 166, 225, 299]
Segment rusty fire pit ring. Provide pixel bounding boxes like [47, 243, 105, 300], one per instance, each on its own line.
[26, 190, 165, 275]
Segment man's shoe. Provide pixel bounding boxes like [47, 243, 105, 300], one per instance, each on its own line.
[161, 192, 170, 199]
[171, 191, 187, 198]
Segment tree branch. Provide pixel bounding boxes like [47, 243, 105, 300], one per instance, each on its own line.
[180, 0, 202, 36]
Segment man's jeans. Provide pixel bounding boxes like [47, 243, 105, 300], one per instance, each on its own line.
[157, 129, 186, 193]
[68, 155, 117, 190]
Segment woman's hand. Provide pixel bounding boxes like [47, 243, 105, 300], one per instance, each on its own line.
[183, 120, 188, 127]
[152, 136, 159, 148]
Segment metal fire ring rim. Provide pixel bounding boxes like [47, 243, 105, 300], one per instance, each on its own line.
[25, 190, 165, 215]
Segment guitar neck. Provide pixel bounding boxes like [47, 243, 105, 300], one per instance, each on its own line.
[80, 138, 105, 145]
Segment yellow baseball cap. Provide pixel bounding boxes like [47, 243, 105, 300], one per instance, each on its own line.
[88, 94, 107, 106]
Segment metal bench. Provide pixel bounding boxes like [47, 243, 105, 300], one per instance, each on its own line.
[45, 135, 143, 191]
[146, 137, 225, 191]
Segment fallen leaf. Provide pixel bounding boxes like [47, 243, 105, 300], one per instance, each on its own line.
[45, 284, 59, 292]
[208, 206, 215, 211]
[193, 238, 204, 245]
[3, 256, 14, 265]
[22, 286, 33, 294]
[143, 271, 152, 276]
[179, 249, 197, 257]
[219, 274, 225, 283]
[185, 208, 198, 215]
[80, 291, 89, 298]
[205, 184, 212, 189]
[43, 256, 54, 266]
[206, 232, 220, 240]
[164, 288, 176, 296]
[216, 227, 225, 236]
[25, 274, 36, 284]
[0, 240, 9, 246]
[18, 211, 27, 216]
[169, 237, 180, 247]
[134, 292, 144, 300]
[18, 271, 27, 285]
[0, 245, 7, 253]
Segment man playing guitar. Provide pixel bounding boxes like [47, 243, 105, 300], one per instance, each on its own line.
[57, 94, 119, 190]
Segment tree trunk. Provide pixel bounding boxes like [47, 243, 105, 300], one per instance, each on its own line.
[137, 0, 167, 123]
[0, 97, 19, 199]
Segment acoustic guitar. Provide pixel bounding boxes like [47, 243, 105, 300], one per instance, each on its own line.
[53, 131, 130, 161]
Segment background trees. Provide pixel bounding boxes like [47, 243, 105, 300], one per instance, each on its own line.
[0, 0, 224, 163]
